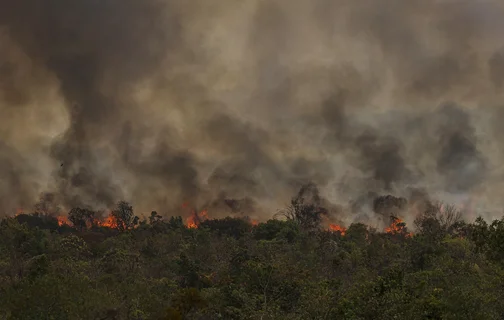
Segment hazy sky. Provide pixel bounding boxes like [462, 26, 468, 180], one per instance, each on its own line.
[1, 0, 504, 226]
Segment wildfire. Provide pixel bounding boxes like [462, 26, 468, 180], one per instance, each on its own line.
[98, 214, 118, 229]
[322, 214, 346, 235]
[329, 224, 347, 235]
[325, 217, 412, 238]
[183, 202, 209, 229]
[57, 216, 69, 226]
[52, 199, 266, 231]
[186, 215, 198, 229]
[385, 217, 412, 237]
[25, 204, 414, 237]
[183, 204, 260, 229]
[55, 211, 120, 229]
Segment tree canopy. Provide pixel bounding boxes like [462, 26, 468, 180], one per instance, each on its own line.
[1, 201, 504, 319]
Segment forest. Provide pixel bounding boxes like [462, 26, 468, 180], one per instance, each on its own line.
[1, 189, 504, 320]
[3, 0, 504, 319]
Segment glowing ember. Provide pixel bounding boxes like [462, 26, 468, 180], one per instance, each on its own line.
[329, 224, 347, 235]
[57, 216, 69, 226]
[186, 216, 198, 229]
[55, 211, 122, 230]
[98, 214, 119, 229]
[251, 219, 259, 226]
[183, 204, 209, 229]
[322, 215, 346, 235]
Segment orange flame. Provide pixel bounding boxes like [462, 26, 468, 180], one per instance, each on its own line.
[199, 209, 208, 220]
[385, 217, 412, 237]
[57, 216, 69, 226]
[186, 214, 198, 229]
[185, 207, 197, 228]
[55, 210, 121, 229]
[183, 204, 209, 229]
[329, 224, 347, 235]
[98, 214, 119, 229]
[322, 215, 346, 235]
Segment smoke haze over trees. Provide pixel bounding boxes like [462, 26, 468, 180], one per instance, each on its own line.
[1, 0, 504, 226]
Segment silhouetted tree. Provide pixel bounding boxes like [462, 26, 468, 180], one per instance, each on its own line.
[68, 207, 96, 232]
[111, 201, 139, 232]
[200, 217, 252, 239]
[149, 211, 163, 225]
[15, 213, 59, 230]
[282, 183, 327, 230]
[167, 216, 184, 229]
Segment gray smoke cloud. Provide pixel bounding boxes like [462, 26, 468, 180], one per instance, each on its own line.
[1, 0, 504, 225]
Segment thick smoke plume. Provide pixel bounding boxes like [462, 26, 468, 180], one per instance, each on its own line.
[1, 0, 504, 226]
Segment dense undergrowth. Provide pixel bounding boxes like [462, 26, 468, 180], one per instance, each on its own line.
[1, 201, 504, 320]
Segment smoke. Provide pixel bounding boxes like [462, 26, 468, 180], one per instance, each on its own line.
[1, 0, 504, 224]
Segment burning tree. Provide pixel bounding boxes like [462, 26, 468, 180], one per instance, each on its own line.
[329, 224, 347, 235]
[186, 209, 208, 229]
[68, 207, 96, 232]
[385, 216, 412, 237]
[111, 201, 139, 232]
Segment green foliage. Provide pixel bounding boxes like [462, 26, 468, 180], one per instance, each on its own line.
[1, 210, 504, 319]
[170, 287, 207, 317]
[14, 213, 59, 231]
[167, 216, 185, 229]
[254, 219, 300, 242]
[200, 217, 252, 239]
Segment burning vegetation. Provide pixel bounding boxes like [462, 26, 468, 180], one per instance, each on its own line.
[11, 184, 421, 238]
[384, 217, 413, 237]
[2, 187, 503, 319]
[329, 224, 347, 235]
[1, 0, 503, 317]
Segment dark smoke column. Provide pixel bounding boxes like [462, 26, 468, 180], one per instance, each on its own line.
[0, 0, 178, 209]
